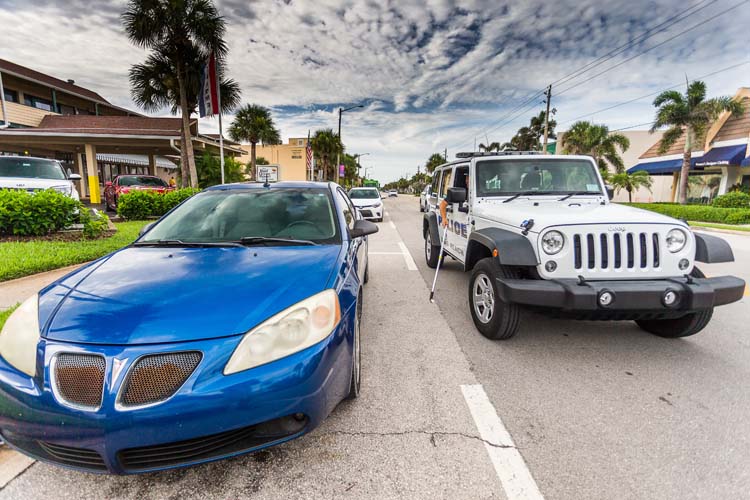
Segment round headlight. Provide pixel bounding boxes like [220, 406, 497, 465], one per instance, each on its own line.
[541, 231, 564, 255]
[666, 228, 687, 253]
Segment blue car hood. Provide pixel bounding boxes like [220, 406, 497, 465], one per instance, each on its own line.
[40, 245, 342, 345]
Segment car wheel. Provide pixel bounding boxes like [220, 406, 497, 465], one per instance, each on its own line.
[345, 292, 362, 400]
[364, 259, 370, 284]
[419, 202, 425, 212]
[425, 229, 442, 268]
[468, 258, 521, 340]
[634, 267, 713, 338]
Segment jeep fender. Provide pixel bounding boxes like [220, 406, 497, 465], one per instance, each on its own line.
[423, 212, 441, 243]
[465, 227, 539, 270]
[694, 232, 734, 263]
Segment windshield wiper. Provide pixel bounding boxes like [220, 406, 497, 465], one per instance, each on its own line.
[238, 236, 317, 246]
[133, 239, 242, 247]
[502, 191, 553, 203]
[558, 191, 599, 201]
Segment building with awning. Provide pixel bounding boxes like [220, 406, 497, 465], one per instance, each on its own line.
[628, 87, 750, 201]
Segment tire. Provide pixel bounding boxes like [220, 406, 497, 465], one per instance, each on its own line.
[425, 228, 441, 268]
[363, 260, 370, 284]
[345, 293, 362, 400]
[419, 202, 425, 212]
[468, 258, 521, 340]
[635, 267, 714, 338]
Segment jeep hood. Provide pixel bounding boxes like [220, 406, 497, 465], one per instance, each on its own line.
[38, 245, 342, 345]
[473, 199, 686, 232]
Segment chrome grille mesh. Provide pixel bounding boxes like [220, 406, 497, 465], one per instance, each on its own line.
[120, 352, 201, 407]
[53, 354, 105, 409]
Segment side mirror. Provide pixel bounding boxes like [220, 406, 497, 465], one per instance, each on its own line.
[349, 219, 379, 239]
[447, 187, 467, 204]
[69, 173, 82, 181]
[139, 222, 156, 237]
[105, 181, 112, 187]
[605, 185, 615, 200]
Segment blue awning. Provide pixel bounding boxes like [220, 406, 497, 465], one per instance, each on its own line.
[628, 159, 682, 175]
[694, 144, 748, 167]
[741, 156, 750, 167]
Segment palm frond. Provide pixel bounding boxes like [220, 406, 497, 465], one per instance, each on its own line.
[657, 126, 683, 154]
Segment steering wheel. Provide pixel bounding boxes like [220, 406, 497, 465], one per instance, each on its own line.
[278, 220, 324, 237]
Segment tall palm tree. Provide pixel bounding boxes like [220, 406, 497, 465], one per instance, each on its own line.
[562, 121, 630, 175]
[651, 80, 744, 204]
[502, 111, 556, 151]
[122, 0, 234, 188]
[228, 104, 281, 179]
[425, 153, 446, 173]
[310, 129, 343, 181]
[611, 171, 653, 202]
[478, 142, 501, 152]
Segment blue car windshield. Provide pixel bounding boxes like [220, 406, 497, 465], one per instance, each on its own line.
[141, 188, 341, 244]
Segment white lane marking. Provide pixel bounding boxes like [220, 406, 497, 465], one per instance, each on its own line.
[461, 384, 545, 500]
[389, 220, 397, 229]
[369, 252, 404, 255]
[385, 211, 390, 217]
[398, 242, 418, 271]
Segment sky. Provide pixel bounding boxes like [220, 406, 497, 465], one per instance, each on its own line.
[0, 0, 748, 183]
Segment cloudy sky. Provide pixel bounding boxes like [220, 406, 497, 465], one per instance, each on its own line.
[0, 0, 748, 182]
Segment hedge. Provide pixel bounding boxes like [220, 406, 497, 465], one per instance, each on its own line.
[627, 203, 750, 224]
[0, 189, 79, 236]
[117, 188, 200, 220]
[712, 191, 750, 209]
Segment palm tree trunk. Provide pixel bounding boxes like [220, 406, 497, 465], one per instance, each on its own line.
[679, 127, 692, 205]
[176, 64, 198, 188]
[628, 188, 632, 203]
[250, 142, 257, 180]
[178, 123, 189, 188]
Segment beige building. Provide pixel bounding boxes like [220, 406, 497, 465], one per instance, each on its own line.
[239, 137, 309, 181]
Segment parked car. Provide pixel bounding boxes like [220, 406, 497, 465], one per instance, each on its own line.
[349, 187, 383, 222]
[104, 175, 173, 211]
[419, 186, 431, 212]
[423, 151, 745, 340]
[388, 190, 398, 197]
[0, 156, 81, 200]
[0, 181, 378, 474]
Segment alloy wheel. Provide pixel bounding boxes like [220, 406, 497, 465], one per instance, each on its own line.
[472, 273, 495, 324]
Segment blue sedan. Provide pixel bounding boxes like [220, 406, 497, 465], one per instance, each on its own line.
[0, 181, 377, 474]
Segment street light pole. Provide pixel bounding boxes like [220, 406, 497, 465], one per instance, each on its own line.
[336, 105, 364, 181]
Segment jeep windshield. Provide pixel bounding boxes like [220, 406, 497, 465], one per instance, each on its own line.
[138, 188, 341, 245]
[0, 157, 67, 180]
[475, 158, 603, 198]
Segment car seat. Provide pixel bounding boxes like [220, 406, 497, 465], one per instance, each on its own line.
[520, 171, 542, 191]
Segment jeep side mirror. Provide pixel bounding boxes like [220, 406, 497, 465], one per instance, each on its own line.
[447, 187, 467, 204]
[605, 185, 615, 200]
[350, 219, 379, 239]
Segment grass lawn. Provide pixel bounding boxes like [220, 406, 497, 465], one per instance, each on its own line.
[0, 221, 148, 282]
[0, 304, 19, 331]
[689, 221, 750, 232]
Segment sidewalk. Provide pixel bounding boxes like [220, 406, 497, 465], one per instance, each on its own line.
[0, 264, 84, 311]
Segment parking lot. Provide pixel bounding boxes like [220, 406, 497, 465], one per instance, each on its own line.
[1, 195, 749, 499]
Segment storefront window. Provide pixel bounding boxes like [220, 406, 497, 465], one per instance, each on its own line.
[23, 94, 53, 111]
[3, 88, 18, 103]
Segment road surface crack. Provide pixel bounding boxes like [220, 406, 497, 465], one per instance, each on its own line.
[320, 429, 516, 449]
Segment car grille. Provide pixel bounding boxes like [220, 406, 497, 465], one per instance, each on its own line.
[573, 231, 660, 271]
[119, 352, 202, 408]
[53, 353, 106, 410]
[359, 209, 373, 217]
[38, 442, 107, 471]
[118, 414, 308, 472]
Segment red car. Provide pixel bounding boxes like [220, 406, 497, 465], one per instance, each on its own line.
[104, 175, 174, 211]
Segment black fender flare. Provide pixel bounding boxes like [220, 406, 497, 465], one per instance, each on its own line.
[694, 232, 734, 263]
[423, 212, 441, 244]
[465, 227, 539, 270]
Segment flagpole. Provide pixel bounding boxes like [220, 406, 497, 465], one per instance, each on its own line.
[216, 56, 225, 185]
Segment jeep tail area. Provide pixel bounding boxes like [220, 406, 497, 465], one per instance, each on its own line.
[422, 152, 745, 340]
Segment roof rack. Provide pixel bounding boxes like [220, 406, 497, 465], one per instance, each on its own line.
[455, 151, 544, 159]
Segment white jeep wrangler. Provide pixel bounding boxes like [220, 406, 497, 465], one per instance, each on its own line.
[423, 152, 745, 340]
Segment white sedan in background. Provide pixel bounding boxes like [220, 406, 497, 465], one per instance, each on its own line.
[349, 187, 383, 222]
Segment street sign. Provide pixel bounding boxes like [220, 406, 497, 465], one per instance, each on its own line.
[257, 165, 279, 182]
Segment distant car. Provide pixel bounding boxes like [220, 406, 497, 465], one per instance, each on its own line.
[0, 181, 378, 474]
[388, 190, 398, 197]
[348, 187, 383, 222]
[104, 175, 173, 211]
[419, 186, 431, 212]
[0, 156, 81, 201]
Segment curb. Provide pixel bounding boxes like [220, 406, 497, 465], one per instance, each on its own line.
[690, 226, 750, 237]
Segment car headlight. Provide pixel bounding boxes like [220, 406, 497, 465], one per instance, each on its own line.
[224, 289, 341, 375]
[541, 230, 564, 255]
[0, 295, 40, 376]
[51, 185, 72, 196]
[666, 228, 687, 253]
[373, 202, 382, 208]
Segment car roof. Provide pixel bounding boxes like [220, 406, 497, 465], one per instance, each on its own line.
[0, 155, 60, 162]
[204, 181, 335, 191]
[433, 154, 596, 171]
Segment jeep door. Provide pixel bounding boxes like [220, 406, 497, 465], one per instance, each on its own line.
[444, 163, 470, 261]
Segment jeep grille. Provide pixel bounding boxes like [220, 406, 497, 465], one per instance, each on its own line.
[573, 231, 660, 271]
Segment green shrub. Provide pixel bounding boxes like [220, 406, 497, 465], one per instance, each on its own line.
[0, 189, 79, 236]
[627, 202, 750, 224]
[79, 209, 111, 239]
[712, 191, 750, 209]
[117, 188, 200, 220]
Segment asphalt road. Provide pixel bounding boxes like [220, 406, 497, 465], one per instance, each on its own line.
[1, 196, 748, 499]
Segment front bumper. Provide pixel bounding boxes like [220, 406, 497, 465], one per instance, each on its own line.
[356, 206, 383, 220]
[495, 275, 745, 314]
[0, 313, 354, 474]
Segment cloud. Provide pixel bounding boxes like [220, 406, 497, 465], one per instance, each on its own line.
[0, 0, 747, 182]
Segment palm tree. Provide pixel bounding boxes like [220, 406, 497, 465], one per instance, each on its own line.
[562, 121, 630, 175]
[228, 104, 281, 179]
[478, 142, 501, 152]
[611, 171, 653, 202]
[651, 80, 744, 204]
[502, 111, 556, 151]
[425, 153, 446, 173]
[122, 0, 236, 188]
[310, 129, 343, 181]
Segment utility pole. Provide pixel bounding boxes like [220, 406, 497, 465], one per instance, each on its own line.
[336, 104, 363, 182]
[444, 148, 447, 161]
[542, 84, 552, 154]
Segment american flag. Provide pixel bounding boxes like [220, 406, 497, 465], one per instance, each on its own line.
[306, 131, 313, 180]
